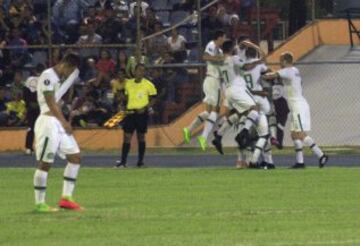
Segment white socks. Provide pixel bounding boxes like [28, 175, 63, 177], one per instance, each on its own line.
[188, 111, 209, 132]
[263, 140, 273, 164]
[62, 163, 80, 197]
[303, 136, 324, 158]
[250, 136, 267, 164]
[201, 111, 218, 139]
[34, 169, 48, 204]
[294, 139, 304, 163]
[244, 110, 259, 130]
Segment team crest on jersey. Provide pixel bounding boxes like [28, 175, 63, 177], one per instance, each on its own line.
[44, 79, 50, 85]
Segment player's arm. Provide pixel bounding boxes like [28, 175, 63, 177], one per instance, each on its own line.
[251, 90, 269, 97]
[44, 91, 72, 134]
[202, 52, 224, 63]
[262, 72, 280, 81]
[241, 40, 266, 59]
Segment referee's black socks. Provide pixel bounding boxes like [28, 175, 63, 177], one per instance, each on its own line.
[121, 143, 131, 163]
[138, 141, 146, 163]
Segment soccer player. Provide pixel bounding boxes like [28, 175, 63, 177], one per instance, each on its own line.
[242, 47, 275, 168]
[262, 52, 329, 168]
[115, 64, 157, 168]
[271, 79, 290, 149]
[33, 53, 83, 212]
[182, 30, 226, 151]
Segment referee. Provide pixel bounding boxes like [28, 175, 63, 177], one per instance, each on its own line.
[115, 64, 157, 168]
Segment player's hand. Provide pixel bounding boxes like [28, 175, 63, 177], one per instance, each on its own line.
[63, 121, 73, 135]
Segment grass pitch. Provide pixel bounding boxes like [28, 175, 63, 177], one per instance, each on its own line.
[1, 167, 360, 245]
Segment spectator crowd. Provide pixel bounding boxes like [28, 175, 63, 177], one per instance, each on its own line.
[0, 0, 256, 127]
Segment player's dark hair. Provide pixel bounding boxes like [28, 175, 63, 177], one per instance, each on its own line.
[62, 52, 80, 68]
[135, 63, 146, 71]
[245, 47, 257, 59]
[213, 30, 225, 41]
[222, 40, 234, 54]
[238, 36, 249, 43]
[36, 63, 46, 73]
[282, 52, 293, 64]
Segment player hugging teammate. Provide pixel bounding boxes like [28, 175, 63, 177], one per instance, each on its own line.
[183, 33, 328, 169]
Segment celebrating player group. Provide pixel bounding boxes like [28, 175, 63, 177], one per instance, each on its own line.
[183, 31, 329, 169]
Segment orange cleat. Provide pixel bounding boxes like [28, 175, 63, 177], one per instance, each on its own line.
[58, 197, 84, 211]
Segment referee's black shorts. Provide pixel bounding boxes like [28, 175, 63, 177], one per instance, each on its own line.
[122, 112, 149, 134]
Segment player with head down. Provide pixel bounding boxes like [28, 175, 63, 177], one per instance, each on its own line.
[33, 53, 83, 212]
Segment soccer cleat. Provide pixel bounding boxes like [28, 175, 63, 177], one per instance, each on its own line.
[182, 128, 191, 144]
[211, 131, 224, 155]
[137, 162, 146, 168]
[197, 136, 207, 151]
[319, 155, 329, 168]
[290, 163, 306, 169]
[270, 137, 282, 149]
[35, 203, 59, 213]
[114, 160, 127, 168]
[248, 162, 260, 169]
[235, 129, 250, 149]
[25, 148, 32, 155]
[58, 197, 84, 211]
[264, 163, 276, 170]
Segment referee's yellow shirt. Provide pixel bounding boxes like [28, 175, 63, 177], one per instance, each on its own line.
[125, 78, 157, 110]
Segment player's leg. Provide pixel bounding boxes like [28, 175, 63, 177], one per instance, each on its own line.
[274, 97, 290, 148]
[199, 104, 220, 149]
[136, 112, 149, 167]
[297, 103, 328, 168]
[57, 131, 83, 210]
[267, 104, 281, 148]
[212, 108, 240, 155]
[183, 76, 217, 144]
[289, 108, 306, 168]
[233, 90, 259, 148]
[261, 139, 275, 169]
[59, 153, 83, 210]
[249, 113, 269, 168]
[291, 131, 306, 169]
[33, 116, 59, 212]
[116, 115, 135, 167]
[197, 77, 221, 150]
[183, 111, 209, 144]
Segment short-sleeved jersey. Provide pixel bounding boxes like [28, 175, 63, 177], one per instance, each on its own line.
[219, 55, 246, 88]
[277, 67, 305, 101]
[204, 41, 223, 79]
[37, 68, 61, 114]
[243, 59, 268, 91]
[125, 78, 157, 110]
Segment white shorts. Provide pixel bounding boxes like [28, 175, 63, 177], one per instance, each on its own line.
[224, 86, 256, 114]
[289, 100, 311, 132]
[254, 95, 270, 115]
[203, 76, 221, 107]
[35, 115, 80, 163]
